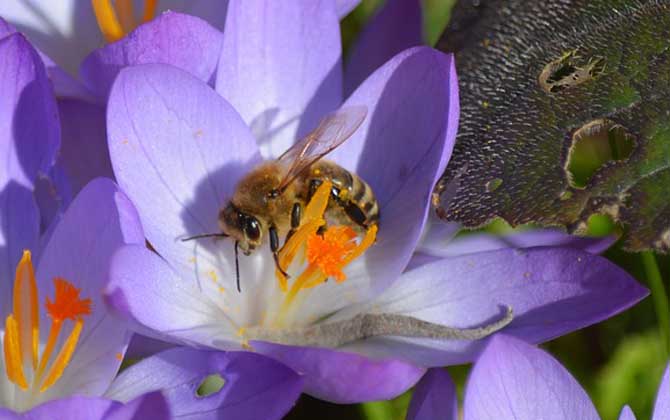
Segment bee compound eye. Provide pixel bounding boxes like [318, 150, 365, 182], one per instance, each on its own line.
[245, 218, 261, 242]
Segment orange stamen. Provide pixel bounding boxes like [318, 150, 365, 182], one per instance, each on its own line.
[114, 0, 136, 33]
[2, 254, 92, 394]
[142, 0, 158, 22]
[4, 315, 28, 390]
[92, 0, 124, 42]
[12, 251, 39, 371]
[276, 181, 332, 289]
[92, 0, 158, 43]
[39, 318, 84, 392]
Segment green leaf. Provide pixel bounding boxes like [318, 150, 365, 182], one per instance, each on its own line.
[434, 0, 670, 252]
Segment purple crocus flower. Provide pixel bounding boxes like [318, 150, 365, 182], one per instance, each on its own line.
[0, 32, 302, 418]
[408, 335, 670, 420]
[103, 0, 646, 404]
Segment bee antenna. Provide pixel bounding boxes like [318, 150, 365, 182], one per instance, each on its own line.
[181, 232, 229, 242]
[234, 241, 241, 293]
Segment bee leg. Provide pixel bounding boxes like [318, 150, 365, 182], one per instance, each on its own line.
[270, 225, 290, 279]
[284, 202, 302, 243]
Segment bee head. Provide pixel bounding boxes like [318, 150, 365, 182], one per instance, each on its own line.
[219, 202, 262, 253]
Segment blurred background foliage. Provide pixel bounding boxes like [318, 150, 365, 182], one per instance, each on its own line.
[286, 0, 669, 418]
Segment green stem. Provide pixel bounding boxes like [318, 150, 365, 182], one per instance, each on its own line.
[360, 401, 394, 420]
[641, 252, 669, 355]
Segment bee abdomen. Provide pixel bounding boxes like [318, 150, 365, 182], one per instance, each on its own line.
[308, 161, 379, 229]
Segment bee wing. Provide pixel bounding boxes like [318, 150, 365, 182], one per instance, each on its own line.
[276, 106, 367, 191]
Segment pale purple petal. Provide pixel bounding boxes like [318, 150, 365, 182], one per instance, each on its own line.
[25, 397, 119, 420]
[336, 0, 361, 18]
[0, 15, 16, 37]
[328, 47, 459, 294]
[216, 0, 342, 158]
[106, 245, 240, 348]
[0, 33, 59, 189]
[0, 32, 59, 317]
[419, 229, 617, 259]
[339, 247, 647, 366]
[107, 63, 259, 288]
[0, 0, 104, 75]
[654, 364, 670, 420]
[33, 163, 72, 234]
[345, 0, 422, 96]
[81, 11, 223, 102]
[156, 0, 229, 31]
[463, 335, 600, 420]
[126, 334, 176, 360]
[619, 406, 637, 420]
[251, 341, 424, 403]
[36, 178, 144, 401]
[406, 369, 457, 420]
[104, 392, 169, 420]
[106, 347, 302, 420]
[57, 99, 113, 194]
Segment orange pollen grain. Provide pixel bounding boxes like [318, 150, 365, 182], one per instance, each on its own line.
[45, 278, 92, 322]
[306, 226, 357, 281]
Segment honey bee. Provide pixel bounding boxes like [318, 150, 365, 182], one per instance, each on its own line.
[185, 107, 379, 292]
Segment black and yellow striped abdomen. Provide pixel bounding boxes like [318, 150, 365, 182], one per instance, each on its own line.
[302, 160, 379, 231]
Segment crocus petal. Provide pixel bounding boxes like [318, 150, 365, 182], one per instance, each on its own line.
[216, 0, 342, 158]
[107, 63, 259, 288]
[251, 341, 424, 403]
[104, 392, 170, 420]
[418, 229, 617, 258]
[0, 0, 103, 75]
[619, 405, 637, 420]
[0, 33, 59, 189]
[654, 364, 670, 420]
[0, 32, 59, 315]
[328, 47, 458, 296]
[336, 0, 361, 18]
[81, 12, 223, 102]
[58, 99, 114, 194]
[106, 347, 302, 420]
[344, 0, 423, 96]
[125, 335, 176, 360]
[463, 335, 600, 420]
[406, 369, 457, 420]
[25, 396, 119, 420]
[107, 245, 240, 348]
[336, 247, 646, 366]
[36, 178, 144, 402]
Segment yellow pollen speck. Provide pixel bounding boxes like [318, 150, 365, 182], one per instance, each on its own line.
[121, 139, 129, 145]
[207, 270, 217, 282]
[218, 286, 225, 293]
[115, 352, 123, 361]
[236, 327, 246, 337]
[481, 100, 490, 108]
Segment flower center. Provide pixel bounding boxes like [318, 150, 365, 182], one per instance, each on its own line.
[3, 251, 91, 394]
[273, 181, 378, 323]
[92, 0, 157, 42]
